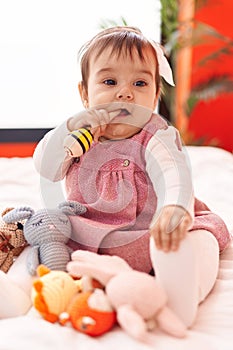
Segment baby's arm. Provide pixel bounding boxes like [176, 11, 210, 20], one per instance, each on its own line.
[145, 126, 194, 252]
[33, 108, 113, 181]
[33, 121, 73, 181]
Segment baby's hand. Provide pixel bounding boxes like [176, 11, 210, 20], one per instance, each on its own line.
[67, 102, 153, 142]
[67, 108, 120, 142]
[149, 205, 192, 252]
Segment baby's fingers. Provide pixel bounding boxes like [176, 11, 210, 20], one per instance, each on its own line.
[170, 229, 181, 251]
[160, 230, 172, 252]
[170, 217, 191, 251]
[91, 125, 106, 142]
[89, 109, 110, 127]
[180, 215, 192, 235]
[150, 222, 162, 250]
[89, 109, 111, 141]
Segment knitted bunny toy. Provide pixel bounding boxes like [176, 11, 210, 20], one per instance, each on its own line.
[2, 201, 86, 275]
[0, 208, 27, 273]
[67, 250, 187, 344]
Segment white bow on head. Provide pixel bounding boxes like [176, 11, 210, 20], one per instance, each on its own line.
[151, 41, 175, 86]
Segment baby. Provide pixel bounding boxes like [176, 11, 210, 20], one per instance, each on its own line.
[1, 27, 231, 328]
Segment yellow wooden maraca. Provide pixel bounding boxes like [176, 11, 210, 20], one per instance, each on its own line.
[63, 128, 93, 157]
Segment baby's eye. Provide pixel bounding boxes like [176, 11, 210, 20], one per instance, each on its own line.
[134, 80, 147, 87]
[103, 79, 116, 86]
[32, 219, 43, 227]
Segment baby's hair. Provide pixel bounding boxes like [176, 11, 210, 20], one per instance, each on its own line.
[78, 26, 161, 93]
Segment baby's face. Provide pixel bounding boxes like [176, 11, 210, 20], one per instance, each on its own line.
[81, 46, 159, 140]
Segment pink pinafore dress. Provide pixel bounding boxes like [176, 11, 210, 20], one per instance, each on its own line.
[65, 115, 231, 273]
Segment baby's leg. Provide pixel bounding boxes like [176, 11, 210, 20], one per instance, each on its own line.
[0, 246, 33, 318]
[149, 230, 219, 327]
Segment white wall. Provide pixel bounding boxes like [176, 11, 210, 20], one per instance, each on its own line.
[0, 0, 161, 128]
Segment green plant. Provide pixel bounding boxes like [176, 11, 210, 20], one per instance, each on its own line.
[186, 75, 233, 116]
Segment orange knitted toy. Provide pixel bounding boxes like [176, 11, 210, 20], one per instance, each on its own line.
[32, 265, 116, 337]
[32, 265, 80, 323]
[60, 290, 116, 336]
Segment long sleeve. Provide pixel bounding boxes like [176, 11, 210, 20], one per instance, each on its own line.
[145, 125, 194, 221]
[33, 121, 73, 182]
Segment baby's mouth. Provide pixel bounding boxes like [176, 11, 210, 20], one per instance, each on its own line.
[117, 108, 130, 117]
[107, 106, 134, 126]
[111, 108, 130, 119]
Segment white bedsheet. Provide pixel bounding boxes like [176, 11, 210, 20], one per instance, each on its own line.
[0, 146, 232, 350]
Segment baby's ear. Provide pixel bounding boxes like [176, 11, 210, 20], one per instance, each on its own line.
[2, 206, 34, 223]
[58, 200, 87, 216]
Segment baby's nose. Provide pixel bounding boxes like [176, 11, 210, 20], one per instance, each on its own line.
[116, 86, 133, 101]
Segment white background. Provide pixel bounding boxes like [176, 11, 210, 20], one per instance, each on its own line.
[0, 0, 161, 128]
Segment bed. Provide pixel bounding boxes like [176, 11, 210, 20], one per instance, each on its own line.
[0, 145, 232, 350]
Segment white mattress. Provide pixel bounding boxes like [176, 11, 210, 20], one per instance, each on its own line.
[0, 146, 232, 350]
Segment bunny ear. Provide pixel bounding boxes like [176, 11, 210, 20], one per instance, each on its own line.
[2, 206, 35, 223]
[67, 251, 131, 286]
[58, 200, 86, 216]
[67, 260, 112, 286]
[117, 304, 149, 343]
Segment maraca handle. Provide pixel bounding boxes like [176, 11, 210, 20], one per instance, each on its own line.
[64, 128, 93, 157]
